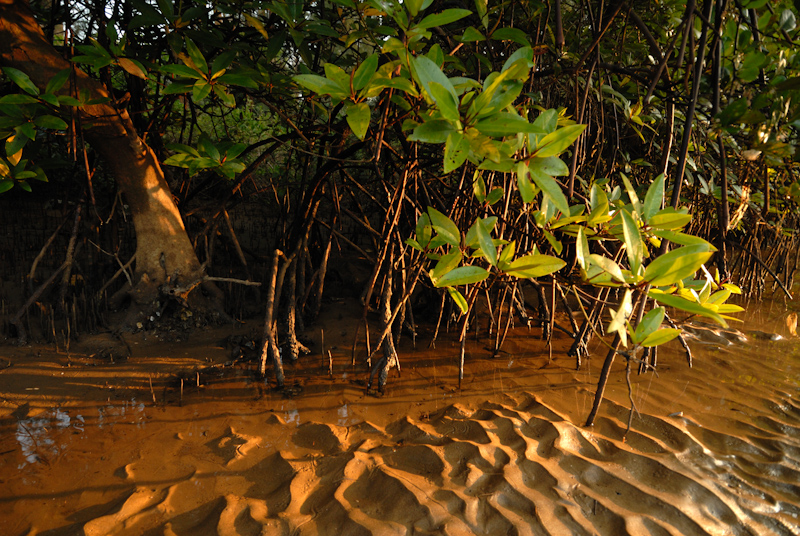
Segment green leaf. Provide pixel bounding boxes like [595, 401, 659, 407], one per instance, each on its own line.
[533, 109, 558, 134]
[716, 98, 748, 126]
[529, 166, 569, 214]
[461, 26, 485, 42]
[428, 207, 461, 247]
[346, 102, 370, 140]
[33, 115, 68, 130]
[2, 67, 39, 96]
[0, 179, 14, 193]
[408, 119, 456, 143]
[473, 172, 486, 203]
[644, 245, 714, 287]
[505, 253, 566, 279]
[641, 328, 681, 347]
[498, 241, 515, 267]
[415, 212, 432, 248]
[184, 38, 208, 74]
[444, 131, 469, 173]
[620, 209, 643, 274]
[648, 289, 726, 326]
[633, 306, 665, 343]
[405, 0, 423, 16]
[428, 82, 460, 122]
[217, 73, 260, 89]
[436, 265, 490, 287]
[45, 69, 71, 94]
[162, 82, 193, 94]
[353, 54, 379, 91]
[530, 156, 569, 176]
[474, 113, 543, 136]
[416, 8, 472, 30]
[486, 187, 504, 205]
[620, 173, 642, 216]
[0, 94, 39, 105]
[516, 161, 536, 203]
[475, 217, 497, 266]
[161, 64, 205, 79]
[576, 227, 589, 269]
[192, 80, 212, 101]
[589, 254, 626, 283]
[413, 55, 457, 103]
[210, 50, 237, 76]
[642, 173, 664, 221]
[648, 209, 692, 230]
[535, 124, 585, 158]
[447, 287, 469, 314]
[492, 27, 532, 47]
[293, 74, 347, 98]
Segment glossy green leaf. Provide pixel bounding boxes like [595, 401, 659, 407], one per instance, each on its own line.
[413, 56, 457, 102]
[436, 265, 490, 287]
[444, 131, 469, 173]
[642, 173, 664, 221]
[529, 166, 569, 214]
[516, 161, 536, 203]
[416, 8, 472, 30]
[641, 328, 681, 347]
[486, 187, 504, 205]
[492, 27, 532, 47]
[353, 54, 379, 91]
[535, 124, 586, 158]
[428, 207, 460, 247]
[475, 217, 497, 266]
[415, 212, 432, 248]
[473, 172, 486, 202]
[589, 254, 626, 283]
[33, 115, 68, 130]
[408, 119, 456, 143]
[2, 67, 39, 96]
[428, 82, 460, 122]
[648, 289, 726, 326]
[184, 38, 208, 73]
[474, 113, 542, 136]
[293, 74, 347, 98]
[461, 26, 485, 42]
[447, 287, 468, 314]
[620, 209, 643, 274]
[0, 94, 39, 105]
[45, 69, 71, 95]
[644, 245, 714, 287]
[633, 306, 665, 343]
[620, 173, 642, 216]
[346, 102, 370, 140]
[505, 253, 566, 279]
[648, 209, 693, 230]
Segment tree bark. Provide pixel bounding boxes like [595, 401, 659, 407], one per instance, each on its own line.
[0, 0, 207, 313]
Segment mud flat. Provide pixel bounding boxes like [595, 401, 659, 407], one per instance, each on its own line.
[1, 306, 799, 535]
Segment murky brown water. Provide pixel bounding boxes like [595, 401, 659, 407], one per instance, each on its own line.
[1, 303, 799, 535]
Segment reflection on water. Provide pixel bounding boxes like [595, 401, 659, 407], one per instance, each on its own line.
[15, 408, 72, 466]
[14, 399, 147, 468]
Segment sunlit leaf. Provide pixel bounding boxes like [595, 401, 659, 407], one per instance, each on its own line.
[436, 265, 490, 287]
[505, 253, 566, 279]
[534, 124, 586, 158]
[428, 207, 460, 247]
[641, 328, 681, 347]
[644, 245, 714, 287]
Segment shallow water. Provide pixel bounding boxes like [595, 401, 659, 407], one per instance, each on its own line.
[0, 308, 799, 535]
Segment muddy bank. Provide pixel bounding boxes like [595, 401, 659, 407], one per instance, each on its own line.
[0, 303, 799, 535]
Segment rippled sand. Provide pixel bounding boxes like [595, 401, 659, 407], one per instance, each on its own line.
[1, 303, 799, 535]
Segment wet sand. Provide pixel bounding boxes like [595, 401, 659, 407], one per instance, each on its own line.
[1, 300, 799, 535]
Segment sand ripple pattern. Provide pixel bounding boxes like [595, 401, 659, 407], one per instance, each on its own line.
[81, 393, 800, 536]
